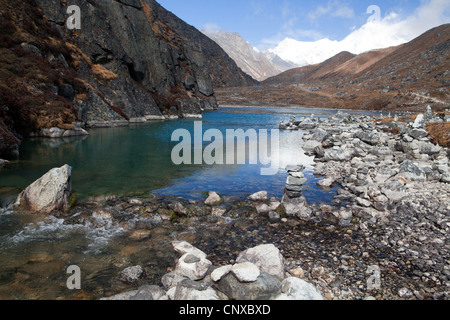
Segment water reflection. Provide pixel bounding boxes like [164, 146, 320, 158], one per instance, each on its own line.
[0, 107, 327, 205]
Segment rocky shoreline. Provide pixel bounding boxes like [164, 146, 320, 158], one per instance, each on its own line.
[98, 107, 448, 300]
[2, 107, 449, 300]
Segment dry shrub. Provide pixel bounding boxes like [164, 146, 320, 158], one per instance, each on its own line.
[91, 64, 118, 81]
[426, 123, 450, 148]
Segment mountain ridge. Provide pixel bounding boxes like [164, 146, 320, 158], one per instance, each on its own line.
[201, 29, 296, 81]
[216, 24, 450, 113]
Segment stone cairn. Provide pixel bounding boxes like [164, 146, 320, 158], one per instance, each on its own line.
[103, 241, 324, 301]
[280, 165, 312, 221]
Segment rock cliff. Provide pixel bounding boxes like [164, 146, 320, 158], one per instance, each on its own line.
[0, 0, 256, 159]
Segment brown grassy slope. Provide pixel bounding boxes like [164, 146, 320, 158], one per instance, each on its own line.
[0, 0, 86, 141]
[217, 24, 450, 112]
[427, 122, 450, 148]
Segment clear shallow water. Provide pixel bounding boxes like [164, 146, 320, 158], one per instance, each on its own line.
[0, 106, 343, 206]
[0, 106, 360, 299]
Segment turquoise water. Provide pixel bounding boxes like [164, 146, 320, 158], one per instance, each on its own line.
[0, 106, 373, 299]
[0, 107, 350, 206]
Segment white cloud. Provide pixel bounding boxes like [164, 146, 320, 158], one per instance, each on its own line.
[333, 6, 354, 19]
[267, 0, 450, 66]
[203, 23, 220, 32]
[308, 0, 354, 20]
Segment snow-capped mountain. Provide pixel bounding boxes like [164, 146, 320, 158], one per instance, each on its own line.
[267, 19, 425, 67]
[201, 30, 297, 81]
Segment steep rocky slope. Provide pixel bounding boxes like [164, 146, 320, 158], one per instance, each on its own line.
[0, 0, 255, 159]
[217, 24, 450, 112]
[202, 30, 285, 81]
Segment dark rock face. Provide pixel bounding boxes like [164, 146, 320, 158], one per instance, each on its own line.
[0, 0, 256, 156]
[0, 122, 20, 159]
[34, 0, 254, 121]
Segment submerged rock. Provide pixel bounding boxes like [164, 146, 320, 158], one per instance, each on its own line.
[15, 164, 72, 214]
[120, 265, 144, 283]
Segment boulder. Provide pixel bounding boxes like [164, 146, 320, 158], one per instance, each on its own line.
[412, 114, 425, 128]
[176, 253, 212, 281]
[120, 265, 144, 283]
[286, 175, 307, 186]
[161, 271, 189, 289]
[302, 141, 322, 153]
[397, 160, 426, 181]
[216, 271, 282, 300]
[417, 141, 441, 156]
[281, 194, 312, 221]
[172, 241, 207, 260]
[409, 129, 428, 139]
[381, 180, 409, 201]
[236, 244, 286, 280]
[317, 178, 334, 189]
[275, 277, 324, 300]
[248, 191, 269, 202]
[355, 131, 380, 146]
[130, 285, 168, 300]
[231, 262, 261, 282]
[15, 164, 72, 214]
[211, 265, 233, 282]
[286, 165, 305, 173]
[205, 191, 221, 205]
[254, 201, 280, 214]
[174, 279, 219, 300]
[298, 118, 317, 130]
[324, 148, 353, 161]
[169, 202, 187, 216]
[311, 128, 328, 142]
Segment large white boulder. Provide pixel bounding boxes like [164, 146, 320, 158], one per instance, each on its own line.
[15, 164, 72, 214]
[175, 253, 212, 281]
[236, 244, 286, 280]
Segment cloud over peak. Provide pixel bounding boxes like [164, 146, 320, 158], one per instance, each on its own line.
[267, 0, 450, 66]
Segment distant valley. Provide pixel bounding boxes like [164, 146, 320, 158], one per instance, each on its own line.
[215, 24, 450, 113]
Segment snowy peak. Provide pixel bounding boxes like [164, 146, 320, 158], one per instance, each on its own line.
[201, 30, 296, 81]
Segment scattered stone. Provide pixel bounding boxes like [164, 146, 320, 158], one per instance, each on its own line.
[275, 277, 324, 300]
[248, 191, 269, 201]
[174, 279, 219, 300]
[398, 288, 414, 299]
[169, 202, 187, 216]
[120, 265, 144, 283]
[205, 191, 221, 206]
[92, 209, 113, 220]
[131, 285, 168, 300]
[281, 195, 312, 221]
[236, 244, 286, 280]
[231, 262, 261, 282]
[211, 265, 233, 282]
[172, 241, 207, 260]
[409, 129, 428, 139]
[176, 253, 212, 281]
[216, 271, 282, 300]
[268, 211, 281, 220]
[211, 207, 226, 217]
[317, 178, 334, 189]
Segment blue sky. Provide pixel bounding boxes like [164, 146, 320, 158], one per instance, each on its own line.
[157, 0, 444, 49]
